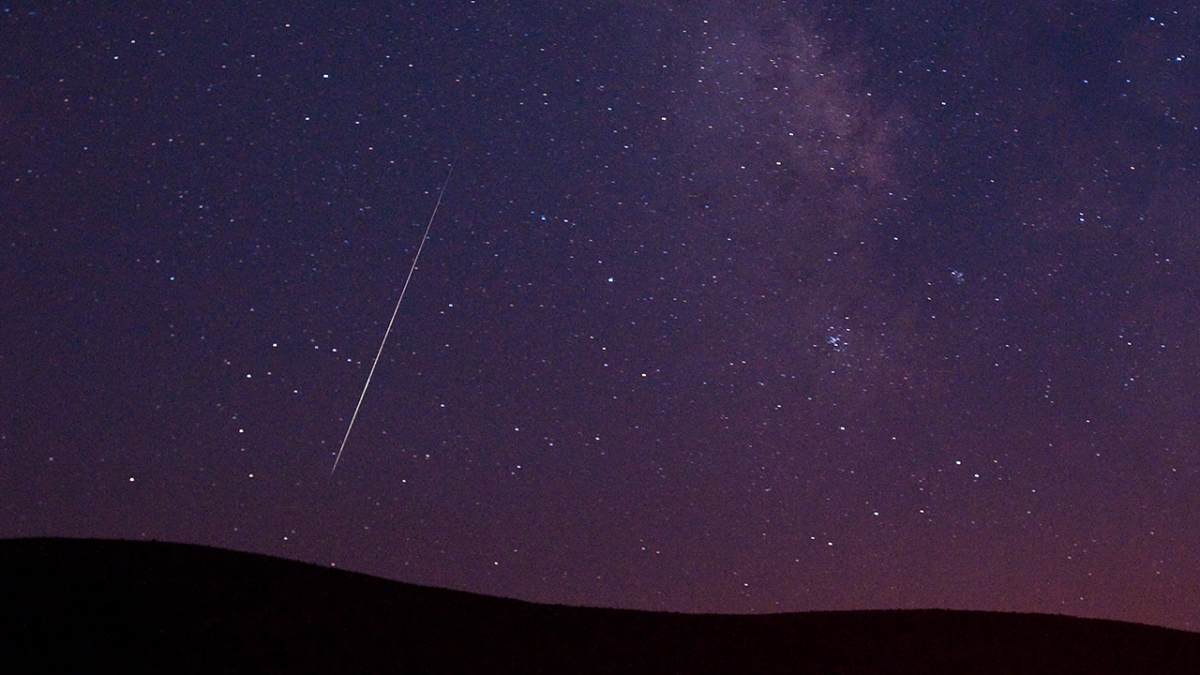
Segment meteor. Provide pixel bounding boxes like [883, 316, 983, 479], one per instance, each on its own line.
[331, 164, 453, 476]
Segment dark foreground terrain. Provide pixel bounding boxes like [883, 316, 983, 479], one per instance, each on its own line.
[2, 538, 1197, 673]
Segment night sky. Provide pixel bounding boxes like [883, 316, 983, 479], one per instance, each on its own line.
[4, 1, 1199, 632]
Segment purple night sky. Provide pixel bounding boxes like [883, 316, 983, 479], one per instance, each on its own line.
[3, 1, 1199, 631]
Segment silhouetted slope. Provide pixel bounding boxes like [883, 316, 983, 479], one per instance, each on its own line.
[2, 537, 1197, 673]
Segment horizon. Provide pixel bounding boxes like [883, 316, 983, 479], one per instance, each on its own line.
[8, 535, 1200, 635]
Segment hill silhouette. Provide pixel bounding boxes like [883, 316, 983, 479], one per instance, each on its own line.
[2, 537, 1197, 673]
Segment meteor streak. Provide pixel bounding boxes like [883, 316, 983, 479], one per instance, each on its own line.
[331, 163, 453, 476]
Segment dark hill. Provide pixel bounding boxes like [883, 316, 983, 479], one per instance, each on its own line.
[2, 537, 1197, 673]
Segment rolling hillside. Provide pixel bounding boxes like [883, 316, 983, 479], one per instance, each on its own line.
[2, 537, 1197, 673]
